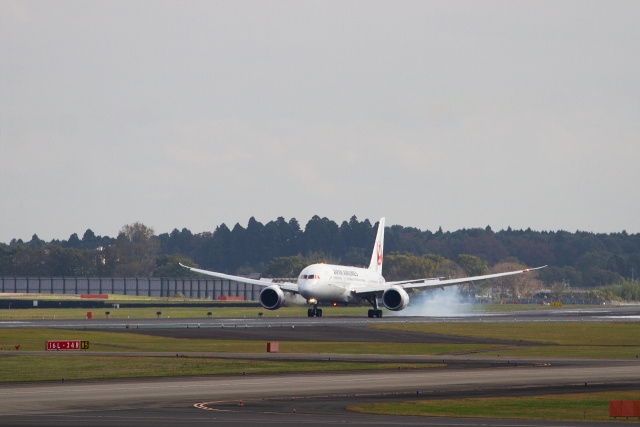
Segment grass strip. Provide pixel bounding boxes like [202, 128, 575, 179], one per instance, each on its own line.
[370, 321, 640, 346]
[0, 328, 495, 354]
[348, 390, 640, 422]
[0, 305, 378, 319]
[480, 345, 640, 359]
[370, 322, 640, 359]
[0, 356, 442, 382]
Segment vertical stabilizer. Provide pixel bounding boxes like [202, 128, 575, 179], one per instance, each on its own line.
[368, 217, 385, 274]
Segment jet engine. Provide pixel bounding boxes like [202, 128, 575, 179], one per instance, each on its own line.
[259, 285, 286, 310]
[382, 285, 410, 311]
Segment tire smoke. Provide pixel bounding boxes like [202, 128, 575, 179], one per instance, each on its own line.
[392, 286, 470, 317]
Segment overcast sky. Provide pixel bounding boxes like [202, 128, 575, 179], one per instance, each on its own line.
[1, 1, 639, 243]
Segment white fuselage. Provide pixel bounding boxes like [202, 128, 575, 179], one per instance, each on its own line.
[297, 263, 386, 304]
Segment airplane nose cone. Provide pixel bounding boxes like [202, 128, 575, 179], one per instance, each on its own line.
[298, 280, 311, 298]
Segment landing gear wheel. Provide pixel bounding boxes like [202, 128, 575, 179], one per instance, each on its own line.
[368, 309, 383, 318]
[308, 306, 322, 317]
[366, 296, 382, 318]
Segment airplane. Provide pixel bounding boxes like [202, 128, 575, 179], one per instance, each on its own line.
[181, 218, 546, 318]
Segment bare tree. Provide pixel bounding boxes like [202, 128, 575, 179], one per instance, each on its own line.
[489, 261, 543, 300]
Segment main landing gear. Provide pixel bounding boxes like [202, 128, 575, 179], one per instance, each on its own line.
[365, 296, 383, 318]
[368, 309, 382, 318]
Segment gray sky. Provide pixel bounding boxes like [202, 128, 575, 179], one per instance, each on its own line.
[1, 0, 639, 243]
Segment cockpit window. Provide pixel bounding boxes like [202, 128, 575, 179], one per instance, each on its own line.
[300, 274, 320, 280]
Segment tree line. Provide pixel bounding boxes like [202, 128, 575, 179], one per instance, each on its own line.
[2, 215, 640, 298]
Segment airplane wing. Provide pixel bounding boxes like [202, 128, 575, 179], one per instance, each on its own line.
[351, 265, 547, 295]
[179, 263, 299, 293]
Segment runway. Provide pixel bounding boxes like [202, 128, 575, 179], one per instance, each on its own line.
[1, 305, 639, 426]
[2, 304, 640, 330]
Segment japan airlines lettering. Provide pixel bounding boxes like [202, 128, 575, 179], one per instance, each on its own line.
[333, 269, 358, 277]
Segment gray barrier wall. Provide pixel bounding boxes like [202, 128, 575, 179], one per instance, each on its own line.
[0, 277, 260, 300]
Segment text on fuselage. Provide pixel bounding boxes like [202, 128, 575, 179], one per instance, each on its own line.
[333, 269, 358, 277]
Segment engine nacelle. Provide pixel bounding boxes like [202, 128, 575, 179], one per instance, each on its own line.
[382, 285, 410, 311]
[259, 285, 286, 310]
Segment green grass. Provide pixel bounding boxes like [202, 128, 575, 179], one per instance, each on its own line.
[0, 305, 379, 319]
[0, 327, 479, 382]
[349, 390, 640, 422]
[370, 321, 640, 345]
[0, 356, 442, 382]
[480, 345, 640, 359]
[0, 328, 493, 354]
[369, 321, 640, 358]
[0, 328, 262, 352]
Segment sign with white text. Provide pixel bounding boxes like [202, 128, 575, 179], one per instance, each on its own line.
[46, 340, 89, 350]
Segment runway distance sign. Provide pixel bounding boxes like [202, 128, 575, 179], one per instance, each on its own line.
[46, 340, 90, 351]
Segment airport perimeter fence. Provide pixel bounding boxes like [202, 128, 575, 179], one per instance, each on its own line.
[0, 277, 260, 301]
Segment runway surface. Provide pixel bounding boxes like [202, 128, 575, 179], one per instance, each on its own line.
[2, 304, 640, 331]
[1, 305, 639, 426]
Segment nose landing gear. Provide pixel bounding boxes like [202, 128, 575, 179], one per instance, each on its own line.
[307, 306, 323, 317]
